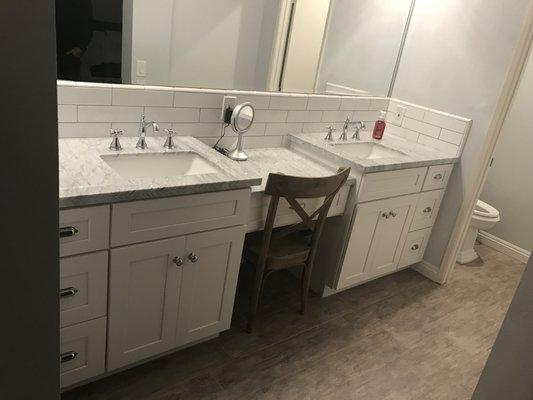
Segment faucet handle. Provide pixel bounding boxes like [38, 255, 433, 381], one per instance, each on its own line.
[109, 129, 123, 151]
[163, 129, 177, 149]
[324, 126, 335, 141]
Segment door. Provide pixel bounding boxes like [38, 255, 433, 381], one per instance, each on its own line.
[335, 194, 418, 289]
[107, 236, 185, 371]
[176, 226, 245, 346]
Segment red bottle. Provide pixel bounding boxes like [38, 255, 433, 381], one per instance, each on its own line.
[373, 111, 387, 140]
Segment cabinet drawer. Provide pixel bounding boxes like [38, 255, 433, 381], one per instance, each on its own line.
[59, 206, 110, 257]
[246, 185, 351, 232]
[60, 317, 106, 388]
[410, 189, 445, 232]
[358, 167, 427, 202]
[423, 164, 454, 191]
[398, 228, 432, 269]
[111, 189, 250, 246]
[60, 252, 108, 328]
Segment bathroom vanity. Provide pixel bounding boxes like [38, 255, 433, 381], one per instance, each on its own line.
[58, 133, 456, 389]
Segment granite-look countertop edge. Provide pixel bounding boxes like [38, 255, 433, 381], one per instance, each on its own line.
[289, 133, 460, 173]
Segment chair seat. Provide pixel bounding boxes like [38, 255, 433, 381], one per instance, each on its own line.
[244, 230, 310, 270]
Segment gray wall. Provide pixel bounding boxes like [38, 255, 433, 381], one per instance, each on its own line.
[0, 1, 59, 399]
[481, 46, 533, 252]
[392, 0, 530, 268]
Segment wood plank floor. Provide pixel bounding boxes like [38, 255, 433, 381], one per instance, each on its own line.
[63, 244, 525, 400]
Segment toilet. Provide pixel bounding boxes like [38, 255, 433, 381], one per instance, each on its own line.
[457, 200, 500, 264]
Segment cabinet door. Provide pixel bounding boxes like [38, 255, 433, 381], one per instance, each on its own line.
[176, 226, 245, 346]
[365, 195, 418, 278]
[335, 194, 418, 289]
[107, 237, 185, 371]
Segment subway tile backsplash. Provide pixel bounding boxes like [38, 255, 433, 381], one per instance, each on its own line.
[56, 82, 471, 156]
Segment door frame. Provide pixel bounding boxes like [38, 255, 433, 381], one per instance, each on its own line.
[437, 2, 533, 284]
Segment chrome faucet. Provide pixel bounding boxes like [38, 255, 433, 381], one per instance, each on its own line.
[136, 114, 159, 149]
[340, 117, 365, 140]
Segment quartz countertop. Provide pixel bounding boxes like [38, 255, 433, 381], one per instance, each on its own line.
[59, 137, 356, 208]
[290, 132, 460, 173]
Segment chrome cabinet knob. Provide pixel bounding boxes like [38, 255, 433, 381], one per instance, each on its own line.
[172, 256, 183, 266]
[411, 244, 420, 251]
[433, 173, 443, 180]
[188, 253, 199, 263]
[423, 207, 432, 213]
[109, 129, 123, 151]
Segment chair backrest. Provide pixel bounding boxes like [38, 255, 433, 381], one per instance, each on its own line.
[258, 167, 351, 268]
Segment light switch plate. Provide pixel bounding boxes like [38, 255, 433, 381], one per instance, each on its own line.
[221, 96, 236, 121]
[137, 60, 147, 77]
[390, 104, 407, 126]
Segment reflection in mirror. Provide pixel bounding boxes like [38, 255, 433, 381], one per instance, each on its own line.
[55, 0, 415, 96]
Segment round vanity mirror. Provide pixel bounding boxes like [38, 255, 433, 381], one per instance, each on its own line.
[231, 102, 255, 133]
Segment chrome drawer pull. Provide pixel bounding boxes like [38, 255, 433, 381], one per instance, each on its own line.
[173, 256, 183, 266]
[59, 287, 78, 298]
[188, 253, 199, 263]
[423, 207, 432, 213]
[388, 211, 397, 218]
[381, 212, 390, 219]
[59, 226, 79, 238]
[433, 173, 443, 180]
[411, 244, 420, 251]
[60, 351, 79, 363]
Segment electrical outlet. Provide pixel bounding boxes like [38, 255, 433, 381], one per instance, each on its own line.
[390, 104, 407, 126]
[221, 96, 236, 121]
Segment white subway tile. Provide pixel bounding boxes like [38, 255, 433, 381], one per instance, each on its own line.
[172, 122, 222, 137]
[423, 111, 469, 133]
[144, 107, 199, 123]
[113, 88, 173, 107]
[78, 106, 142, 122]
[58, 86, 112, 105]
[302, 122, 330, 133]
[173, 91, 225, 108]
[439, 129, 464, 146]
[58, 123, 111, 138]
[370, 98, 390, 111]
[322, 110, 353, 122]
[255, 110, 288, 123]
[385, 125, 419, 143]
[233, 93, 271, 109]
[199, 109, 223, 123]
[225, 123, 266, 137]
[58, 105, 77, 123]
[353, 110, 381, 121]
[307, 95, 341, 111]
[402, 118, 441, 138]
[404, 105, 426, 120]
[286, 110, 323, 123]
[269, 94, 308, 110]
[418, 134, 460, 156]
[339, 97, 371, 111]
[207, 135, 285, 149]
[111, 122, 172, 137]
[265, 122, 303, 135]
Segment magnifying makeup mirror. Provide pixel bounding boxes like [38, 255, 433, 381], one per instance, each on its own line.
[227, 102, 255, 161]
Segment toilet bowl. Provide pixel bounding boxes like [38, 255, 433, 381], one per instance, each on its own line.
[457, 200, 500, 264]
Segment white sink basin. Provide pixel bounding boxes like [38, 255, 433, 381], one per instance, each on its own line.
[330, 142, 406, 160]
[101, 152, 220, 179]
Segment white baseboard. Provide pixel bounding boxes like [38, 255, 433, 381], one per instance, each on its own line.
[477, 230, 531, 263]
[413, 260, 442, 284]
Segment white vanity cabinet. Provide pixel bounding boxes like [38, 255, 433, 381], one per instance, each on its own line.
[331, 164, 453, 291]
[107, 226, 245, 370]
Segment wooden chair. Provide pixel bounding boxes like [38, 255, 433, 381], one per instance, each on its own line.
[243, 167, 350, 333]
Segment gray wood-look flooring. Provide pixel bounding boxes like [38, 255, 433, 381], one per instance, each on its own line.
[63, 244, 525, 400]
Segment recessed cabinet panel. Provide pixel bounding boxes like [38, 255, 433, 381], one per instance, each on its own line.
[398, 228, 432, 269]
[59, 205, 110, 257]
[111, 189, 250, 246]
[423, 164, 454, 191]
[176, 226, 245, 346]
[60, 317, 106, 388]
[60, 251, 108, 327]
[107, 237, 185, 371]
[358, 167, 426, 202]
[410, 189, 445, 232]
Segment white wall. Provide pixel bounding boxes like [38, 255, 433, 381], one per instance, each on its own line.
[124, 0, 277, 90]
[392, 0, 530, 267]
[317, 0, 412, 96]
[481, 46, 533, 252]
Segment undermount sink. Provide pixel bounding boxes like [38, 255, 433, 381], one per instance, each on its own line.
[330, 142, 406, 160]
[101, 152, 220, 179]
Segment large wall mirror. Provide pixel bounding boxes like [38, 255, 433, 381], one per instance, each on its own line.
[55, 0, 415, 96]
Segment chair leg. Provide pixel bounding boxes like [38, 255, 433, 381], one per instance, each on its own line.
[300, 264, 311, 315]
[247, 265, 264, 334]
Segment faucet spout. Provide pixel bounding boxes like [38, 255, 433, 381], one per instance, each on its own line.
[137, 114, 159, 149]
